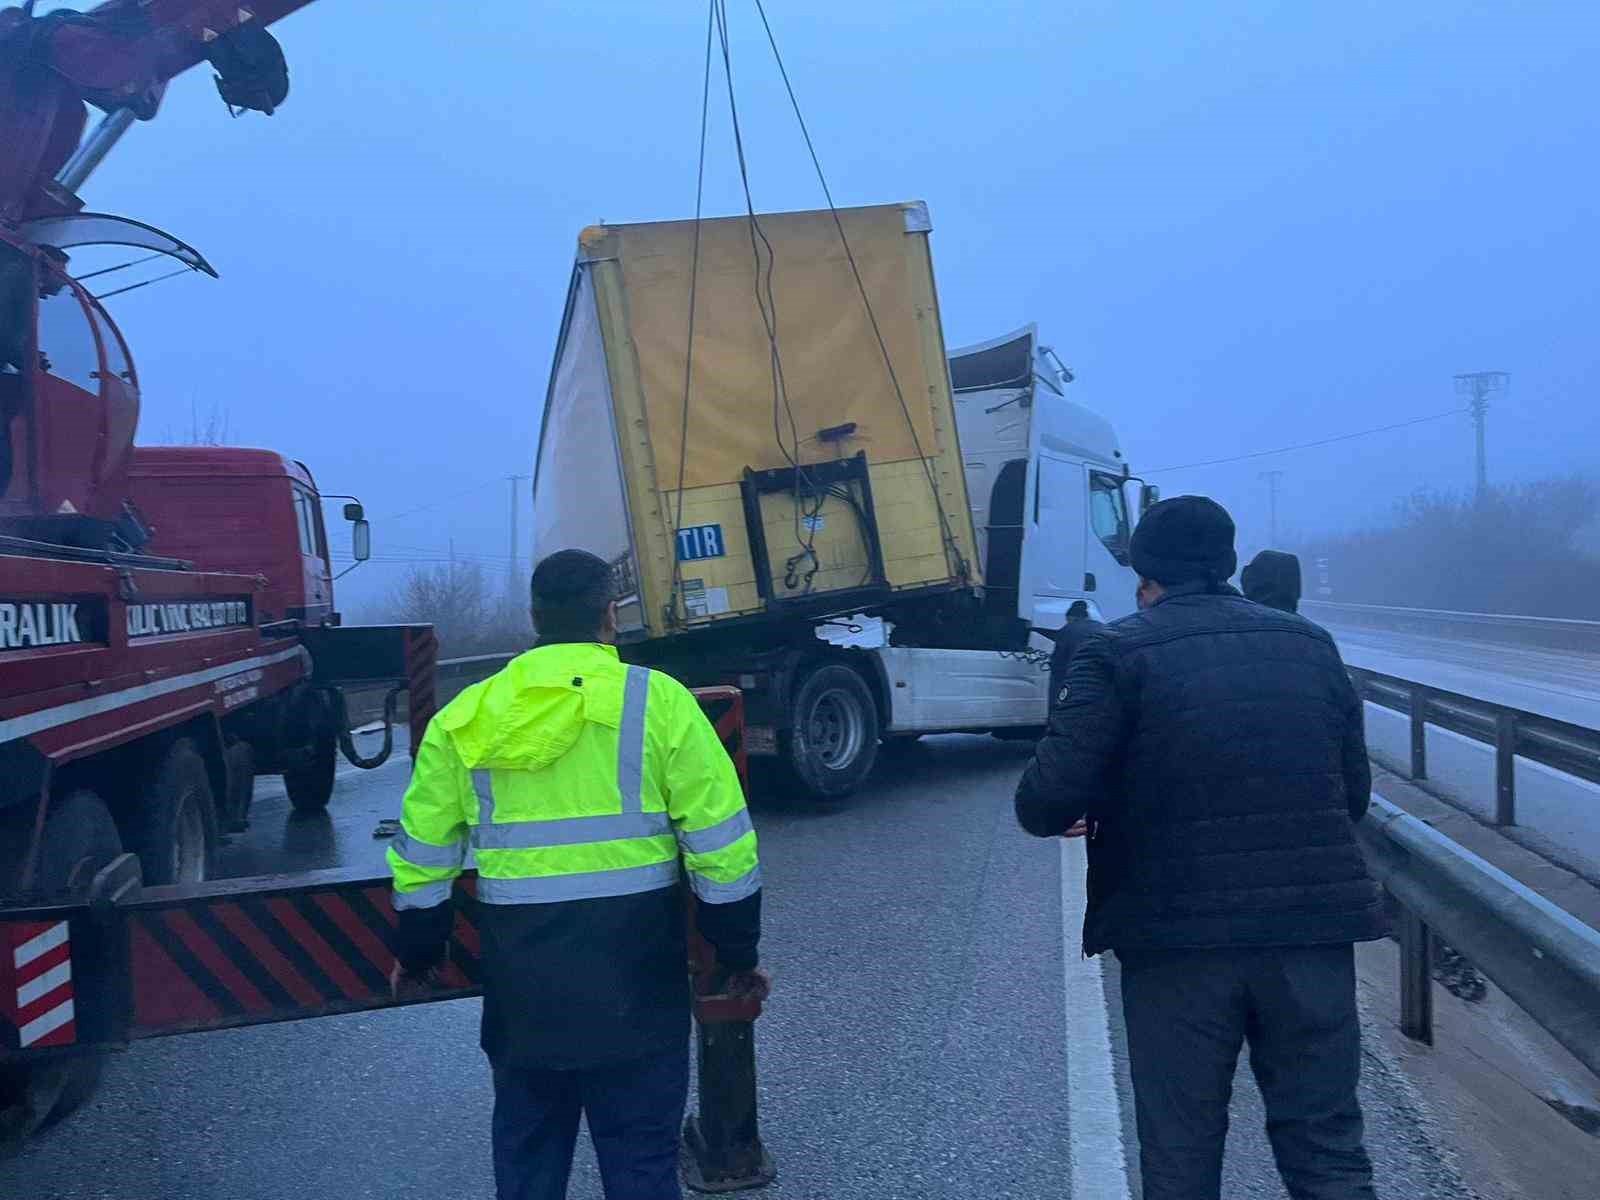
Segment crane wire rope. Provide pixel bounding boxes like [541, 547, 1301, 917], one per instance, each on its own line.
[667, 1, 718, 624]
[751, 0, 969, 583]
[670, 0, 831, 620]
[712, 0, 826, 594]
[671, 1, 948, 619]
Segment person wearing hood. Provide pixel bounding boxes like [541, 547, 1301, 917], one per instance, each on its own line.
[1243, 549, 1303, 614]
[1038, 599, 1103, 708]
[388, 549, 764, 1200]
[1014, 496, 1382, 1200]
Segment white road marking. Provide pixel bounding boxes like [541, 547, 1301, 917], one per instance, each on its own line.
[1060, 837, 1133, 1200]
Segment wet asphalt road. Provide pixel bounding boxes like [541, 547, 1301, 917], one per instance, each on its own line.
[1328, 623, 1600, 729]
[3, 734, 1476, 1199]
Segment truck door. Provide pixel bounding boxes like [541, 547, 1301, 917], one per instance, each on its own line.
[31, 269, 133, 519]
[291, 485, 332, 622]
[1087, 469, 1137, 619]
[1020, 453, 1088, 630]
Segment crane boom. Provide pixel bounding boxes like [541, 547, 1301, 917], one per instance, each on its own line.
[1, 0, 315, 224]
[1, 0, 320, 531]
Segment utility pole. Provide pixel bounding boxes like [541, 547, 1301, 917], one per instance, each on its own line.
[1259, 469, 1285, 545]
[506, 473, 530, 607]
[1454, 371, 1508, 502]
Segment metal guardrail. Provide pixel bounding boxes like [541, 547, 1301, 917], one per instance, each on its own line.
[1357, 796, 1600, 1077]
[436, 651, 517, 682]
[1306, 599, 1600, 655]
[1348, 665, 1600, 826]
[344, 654, 515, 730]
[1348, 662, 1600, 1069]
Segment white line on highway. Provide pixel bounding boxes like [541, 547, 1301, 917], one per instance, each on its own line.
[1060, 837, 1133, 1200]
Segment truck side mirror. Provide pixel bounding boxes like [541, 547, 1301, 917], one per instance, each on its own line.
[343, 501, 365, 521]
[1140, 484, 1161, 515]
[352, 519, 372, 563]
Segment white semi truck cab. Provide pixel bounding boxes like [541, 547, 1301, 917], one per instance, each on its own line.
[948, 324, 1146, 633]
[815, 325, 1147, 748]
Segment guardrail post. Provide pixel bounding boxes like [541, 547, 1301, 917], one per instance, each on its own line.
[1397, 901, 1434, 1045]
[1494, 712, 1517, 826]
[1408, 685, 1429, 781]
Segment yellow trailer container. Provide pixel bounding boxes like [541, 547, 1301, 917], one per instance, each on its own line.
[531, 200, 981, 643]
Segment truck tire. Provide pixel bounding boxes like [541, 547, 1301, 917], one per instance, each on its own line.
[0, 790, 121, 1152]
[779, 663, 879, 801]
[131, 738, 218, 887]
[284, 733, 337, 813]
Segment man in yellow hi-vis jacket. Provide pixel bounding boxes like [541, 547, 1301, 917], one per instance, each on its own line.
[389, 549, 764, 1200]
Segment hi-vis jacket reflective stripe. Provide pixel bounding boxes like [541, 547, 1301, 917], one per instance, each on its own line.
[389, 642, 759, 912]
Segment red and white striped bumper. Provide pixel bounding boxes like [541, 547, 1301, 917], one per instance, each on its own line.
[2, 919, 76, 1051]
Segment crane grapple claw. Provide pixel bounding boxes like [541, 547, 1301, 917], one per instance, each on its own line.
[204, 24, 287, 116]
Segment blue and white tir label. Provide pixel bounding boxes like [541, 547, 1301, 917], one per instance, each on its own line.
[676, 524, 726, 561]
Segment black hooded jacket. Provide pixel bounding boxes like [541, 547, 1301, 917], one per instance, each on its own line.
[1015, 582, 1384, 956]
[1242, 550, 1303, 614]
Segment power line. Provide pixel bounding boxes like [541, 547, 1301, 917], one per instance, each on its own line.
[1146, 408, 1466, 475]
[379, 477, 501, 522]
[333, 547, 508, 567]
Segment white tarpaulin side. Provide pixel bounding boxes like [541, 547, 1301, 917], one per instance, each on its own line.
[531, 270, 635, 598]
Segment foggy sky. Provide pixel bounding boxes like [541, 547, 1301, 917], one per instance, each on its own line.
[72, 1, 1600, 610]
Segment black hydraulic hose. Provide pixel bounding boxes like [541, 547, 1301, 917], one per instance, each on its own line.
[336, 686, 398, 770]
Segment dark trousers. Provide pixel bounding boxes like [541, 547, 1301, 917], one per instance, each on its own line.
[1118, 943, 1377, 1200]
[491, 1047, 689, 1200]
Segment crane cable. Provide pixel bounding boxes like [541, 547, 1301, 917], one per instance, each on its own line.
[751, 0, 970, 584]
[713, 0, 825, 595]
[667, 1, 718, 625]
[670, 0, 835, 621]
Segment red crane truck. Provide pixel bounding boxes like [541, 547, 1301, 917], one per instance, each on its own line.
[1, 0, 440, 1145]
[0, 11, 772, 1187]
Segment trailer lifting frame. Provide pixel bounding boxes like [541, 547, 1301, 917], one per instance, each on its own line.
[1, 689, 774, 1192]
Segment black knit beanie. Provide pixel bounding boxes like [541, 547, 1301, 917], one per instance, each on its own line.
[1129, 496, 1238, 587]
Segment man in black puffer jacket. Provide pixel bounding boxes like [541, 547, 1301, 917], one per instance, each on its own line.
[1016, 496, 1383, 1200]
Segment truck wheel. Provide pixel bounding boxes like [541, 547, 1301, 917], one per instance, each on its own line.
[0, 790, 121, 1151]
[131, 739, 218, 886]
[780, 663, 879, 800]
[284, 734, 337, 813]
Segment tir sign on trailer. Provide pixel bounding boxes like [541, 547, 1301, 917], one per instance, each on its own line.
[676, 524, 726, 562]
[531, 201, 981, 642]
